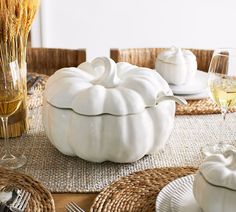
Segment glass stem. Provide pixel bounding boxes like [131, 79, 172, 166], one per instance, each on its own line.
[219, 107, 228, 145]
[1, 117, 14, 159]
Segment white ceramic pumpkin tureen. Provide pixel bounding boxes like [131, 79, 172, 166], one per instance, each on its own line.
[155, 47, 197, 85]
[42, 57, 185, 163]
[193, 150, 236, 212]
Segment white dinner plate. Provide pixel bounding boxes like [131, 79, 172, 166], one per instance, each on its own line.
[176, 89, 209, 100]
[170, 176, 202, 212]
[156, 175, 195, 212]
[169, 70, 208, 95]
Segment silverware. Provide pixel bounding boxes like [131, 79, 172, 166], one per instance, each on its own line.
[27, 76, 43, 95]
[27, 74, 33, 84]
[65, 202, 85, 212]
[0, 186, 30, 212]
[155, 91, 188, 106]
[156, 95, 187, 106]
[0, 202, 9, 212]
[1, 186, 19, 206]
[9, 189, 31, 212]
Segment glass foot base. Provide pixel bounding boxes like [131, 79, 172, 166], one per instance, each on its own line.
[0, 154, 27, 169]
[201, 143, 236, 157]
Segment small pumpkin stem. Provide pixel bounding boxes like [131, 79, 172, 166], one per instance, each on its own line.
[92, 57, 120, 88]
[224, 149, 236, 159]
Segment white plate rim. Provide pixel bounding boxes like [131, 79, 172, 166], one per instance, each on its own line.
[155, 175, 194, 212]
[176, 89, 209, 100]
[170, 176, 202, 212]
[169, 70, 209, 95]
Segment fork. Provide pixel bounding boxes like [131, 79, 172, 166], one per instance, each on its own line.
[9, 189, 31, 212]
[65, 202, 85, 212]
[27, 76, 43, 95]
[0, 185, 19, 205]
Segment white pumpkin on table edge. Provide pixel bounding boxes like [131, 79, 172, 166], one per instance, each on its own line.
[42, 57, 186, 163]
[193, 150, 236, 212]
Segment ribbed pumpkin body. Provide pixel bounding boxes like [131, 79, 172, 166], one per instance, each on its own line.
[43, 100, 175, 163]
[43, 57, 176, 163]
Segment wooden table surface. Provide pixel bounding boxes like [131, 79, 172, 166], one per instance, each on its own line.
[52, 193, 98, 212]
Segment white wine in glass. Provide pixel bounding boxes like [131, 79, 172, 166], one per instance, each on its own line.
[202, 48, 236, 156]
[0, 92, 23, 117]
[0, 61, 27, 169]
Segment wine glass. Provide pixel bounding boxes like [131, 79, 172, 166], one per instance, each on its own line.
[0, 60, 27, 169]
[202, 48, 236, 156]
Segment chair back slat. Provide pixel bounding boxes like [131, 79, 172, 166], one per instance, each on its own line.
[26, 48, 86, 76]
[111, 48, 213, 72]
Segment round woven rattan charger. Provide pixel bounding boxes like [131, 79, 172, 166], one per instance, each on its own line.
[91, 167, 197, 212]
[176, 98, 236, 115]
[0, 167, 55, 211]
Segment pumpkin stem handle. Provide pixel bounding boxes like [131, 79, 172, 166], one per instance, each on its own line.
[92, 57, 120, 88]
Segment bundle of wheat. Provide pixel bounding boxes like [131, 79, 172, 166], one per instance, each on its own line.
[0, 0, 40, 137]
[0, 0, 40, 68]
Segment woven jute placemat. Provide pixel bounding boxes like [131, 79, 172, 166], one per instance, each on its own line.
[0, 167, 55, 211]
[90, 166, 197, 212]
[176, 98, 236, 115]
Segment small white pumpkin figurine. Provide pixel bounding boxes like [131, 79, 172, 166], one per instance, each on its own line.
[193, 150, 236, 212]
[155, 47, 197, 85]
[43, 57, 186, 163]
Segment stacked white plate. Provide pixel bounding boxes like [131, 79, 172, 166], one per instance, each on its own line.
[156, 175, 202, 212]
[169, 70, 209, 100]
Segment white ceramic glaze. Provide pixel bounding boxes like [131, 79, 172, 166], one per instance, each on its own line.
[155, 47, 197, 85]
[193, 150, 236, 212]
[43, 100, 175, 163]
[169, 70, 208, 95]
[156, 175, 196, 212]
[43, 57, 176, 163]
[45, 57, 173, 116]
[170, 176, 202, 212]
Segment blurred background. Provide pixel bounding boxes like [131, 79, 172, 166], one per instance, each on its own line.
[31, 0, 236, 60]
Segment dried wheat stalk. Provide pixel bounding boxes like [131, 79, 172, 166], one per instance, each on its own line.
[0, 0, 40, 71]
[0, 0, 40, 137]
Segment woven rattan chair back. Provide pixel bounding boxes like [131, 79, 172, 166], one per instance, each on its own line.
[26, 48, 86, 76]
[110, 48, 213, 72]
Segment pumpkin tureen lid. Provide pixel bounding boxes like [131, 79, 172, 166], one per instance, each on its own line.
[157, 47, 196, 64]
[44, 57, 172, 116]
[199, 150, 236, 190]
